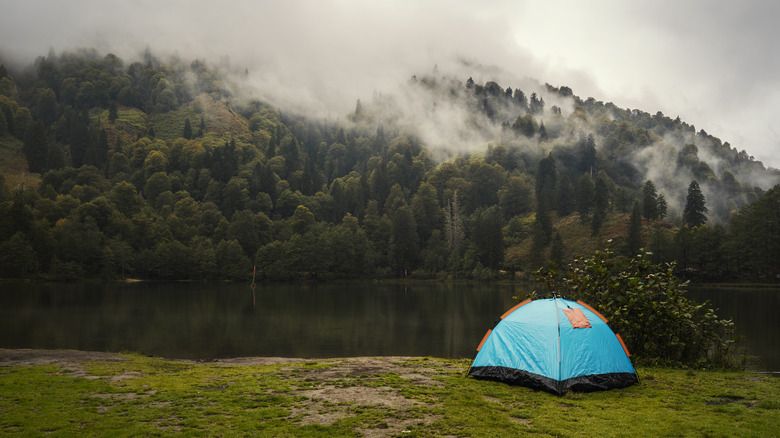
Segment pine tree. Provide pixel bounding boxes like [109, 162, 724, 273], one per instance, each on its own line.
[555, 174, 574, 216]
[472, 206, 504, 269]
[591, 176, 609, 235]
[444, 192, 465, 254]
[23, 121, 48, 173]
[514, 89, 528, 112]
[354, 99, 363, 117]
[580, 134, 597, 174]
[576, 174, 593, 221]
[529, 92, 545, 114]
[625, 201, 643, 256]
[683, 180, 708, 227]
[389, 205, 419, 276]
[183, 118, 193, 140]
[550, 232, 564, 267]
[538, 122, 548, 141]
[108, 101, 118, 123]
[657, 194, 667, 220]
[642, 180, 659, 220]
[535, 196, 553, 245]
[68, 111, 89, 168]
[535, 153, 557, 200]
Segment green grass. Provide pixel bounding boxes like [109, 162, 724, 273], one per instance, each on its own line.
[0, 133, 38, 188]
[150, 94, 250, 143]
[1, 353, 777, 437]
[150, 107, 201, 143]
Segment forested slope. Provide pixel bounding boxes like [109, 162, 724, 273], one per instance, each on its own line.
[0, 49, 777, 281]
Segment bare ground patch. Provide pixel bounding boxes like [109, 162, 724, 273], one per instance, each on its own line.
[0, 348, 128, 379]
[1, 350, 458, 436]
[276, 357, 452, 435]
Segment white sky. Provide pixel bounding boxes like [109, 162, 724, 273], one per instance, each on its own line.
[2, 0, 778, 168]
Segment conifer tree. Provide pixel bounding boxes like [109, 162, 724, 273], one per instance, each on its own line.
[554, 173, 574, 216]
[576, 174, 593, 221]
[625, 201, 642, 255]
[683, 180, 708, 227]
[642, 180, 659, 220]
[538, 122, 548, 141]
[108, 101, 118, 123]
[535, 153, 556, 200]
[514, 89, 528, 112]
[183, 117, 193, 140]
[472, 206, 504, 269]
[444, 192, 465, 254]
[550, 231, 564, 267]
[535, 196, 553, 245]
[23, 121, 48, 173]
[389, 205, 419, 277]
[592, 176, 609, 235]
[579, 134, 597, 174]
[657, 194, 667, 220]
[354, 99, 362, 117]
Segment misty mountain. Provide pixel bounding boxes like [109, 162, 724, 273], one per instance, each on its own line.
[354, 69, 778, 224]
[0, 49, 777, 281]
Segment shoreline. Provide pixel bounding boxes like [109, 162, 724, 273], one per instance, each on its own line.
[3, 348, 777, 375]
[0, 348, 425, 368]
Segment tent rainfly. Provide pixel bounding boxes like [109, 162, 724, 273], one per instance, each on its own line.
[468, 297, 638, 395]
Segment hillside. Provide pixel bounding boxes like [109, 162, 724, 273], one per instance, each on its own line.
[0, 49, 778, 281]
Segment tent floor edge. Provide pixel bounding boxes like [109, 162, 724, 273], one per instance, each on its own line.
[468, 367, 638, 396]
[468, 366, 563, 395]
[562, 372, 639, 393]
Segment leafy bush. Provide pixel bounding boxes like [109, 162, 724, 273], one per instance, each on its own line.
[529, 243, 736, 367]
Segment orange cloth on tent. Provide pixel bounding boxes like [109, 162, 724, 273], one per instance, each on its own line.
[563, 308, 591, 328]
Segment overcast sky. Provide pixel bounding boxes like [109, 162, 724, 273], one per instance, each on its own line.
[2, 0, 778, 168]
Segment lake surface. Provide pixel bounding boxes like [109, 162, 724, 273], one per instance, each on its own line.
[687, 286, 780, 372]
[0, 282, 519, 360]
[1, 281, 777, 371]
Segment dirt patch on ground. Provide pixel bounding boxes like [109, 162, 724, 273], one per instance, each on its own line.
[1, 349, 460, 436]
[233, 356, 456, 435]
[0, 348, 128, 379]
[0, 348, 126, 366]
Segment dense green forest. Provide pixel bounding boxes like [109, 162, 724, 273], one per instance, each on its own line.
[0, 49, 778, 282]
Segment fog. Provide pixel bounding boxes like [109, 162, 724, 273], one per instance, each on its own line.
[1, 0, 779, 169]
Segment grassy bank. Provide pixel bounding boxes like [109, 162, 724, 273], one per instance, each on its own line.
[1, 351, 778, 437]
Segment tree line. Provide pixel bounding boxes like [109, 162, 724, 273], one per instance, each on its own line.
[0, 50, 777, 282]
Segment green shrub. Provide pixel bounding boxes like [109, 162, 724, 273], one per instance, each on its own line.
[530, 242, 736, 367]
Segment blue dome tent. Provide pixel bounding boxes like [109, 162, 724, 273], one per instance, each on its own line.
[468, 297, 638, 395]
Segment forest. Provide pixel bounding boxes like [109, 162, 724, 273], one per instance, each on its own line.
[0, 49, 778, 282]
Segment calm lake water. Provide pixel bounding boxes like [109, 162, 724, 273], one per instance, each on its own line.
[687, 286, 780, 372]
[1, 281, 777, 371]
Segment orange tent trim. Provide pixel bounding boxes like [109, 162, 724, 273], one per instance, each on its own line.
[576, 300, 608, 323]
[615, 333, 631, 357]
[501, 298, 531, 320]
[476, 329, 492, 352]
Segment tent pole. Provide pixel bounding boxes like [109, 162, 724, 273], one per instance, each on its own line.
[553, 294, 562, 385]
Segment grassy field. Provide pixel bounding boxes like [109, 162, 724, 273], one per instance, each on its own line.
[0, 350, 777, 437]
